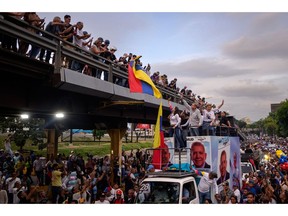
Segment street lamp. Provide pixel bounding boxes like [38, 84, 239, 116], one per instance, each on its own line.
[20, 114, 29, 119]
[55, 113, 64, 118]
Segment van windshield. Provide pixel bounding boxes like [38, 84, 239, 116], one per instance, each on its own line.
[136, 181, 180, 204]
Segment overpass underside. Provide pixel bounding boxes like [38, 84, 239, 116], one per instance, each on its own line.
[0, 48, 184, 129]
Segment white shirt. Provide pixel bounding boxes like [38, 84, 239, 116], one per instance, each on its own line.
[13, 187, 23, 204]
[169, 113, 181, 127]
[4, 141, 12, 152]
[198, 172, 218, 194]
[73, 28, 84, 47]
[202, 110, 215, 122]
[233, 188, 241, 203]
[182, 99, 203, 127]
[5, 177, 21, 193]
[95, 199, 110, 204]
[72, 191, 89, 204]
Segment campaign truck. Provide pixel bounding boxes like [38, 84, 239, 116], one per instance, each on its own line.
[137, 135, 242, 204]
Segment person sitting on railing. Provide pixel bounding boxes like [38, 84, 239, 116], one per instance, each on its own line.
[39, 16, 67, 63]
[70, 21, 91, 72]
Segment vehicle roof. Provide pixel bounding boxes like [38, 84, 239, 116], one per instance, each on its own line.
[241, 162, 252, 165]
[143, 171, 196, 183]
[142, 176, 195, 183]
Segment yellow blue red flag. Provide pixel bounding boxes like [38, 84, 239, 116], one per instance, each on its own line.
[128, 59, 162, 99]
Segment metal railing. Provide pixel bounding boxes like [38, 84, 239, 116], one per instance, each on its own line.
[0, 14, 194, 105]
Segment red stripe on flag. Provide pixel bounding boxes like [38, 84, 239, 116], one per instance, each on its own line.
[128, 62, 143, 93]
[152, 131, 166, 169]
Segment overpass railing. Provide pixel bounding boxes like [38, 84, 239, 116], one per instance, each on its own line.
[0, 14, 193, 105]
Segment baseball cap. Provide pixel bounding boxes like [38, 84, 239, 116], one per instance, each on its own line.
[147, 164, 154, 172]
[104, 39, 110, 45]
[116, 189, 122, 195]
[104, 186, 111, 193]
[83, 31, 88, 35]
[100, 193, 106, 197]
[110, 46, 117, 51]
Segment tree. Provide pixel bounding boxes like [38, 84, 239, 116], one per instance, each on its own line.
[263, 115, 278, 136]
[235, 119, 247, 129]
[0, 117, 46, 151]
[93, 129, 105, 143]
[275, 99, 288, 137]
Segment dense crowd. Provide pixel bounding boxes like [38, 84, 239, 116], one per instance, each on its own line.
[1, 134, 288, 204]
[233, 135, 288, 204]
[0, 135, 153, 204]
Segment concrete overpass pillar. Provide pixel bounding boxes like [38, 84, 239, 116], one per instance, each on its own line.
[107, 122, 127, 186]
[45, 129, 59, 161]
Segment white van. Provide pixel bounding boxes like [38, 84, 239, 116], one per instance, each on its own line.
[136, 172, 199, 204]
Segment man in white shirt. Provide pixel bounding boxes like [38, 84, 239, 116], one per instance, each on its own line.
[70, 21, 91, 72]
[232, 182, 241, 203]
[95, 193, 110, 204]
[0, 183, 8, 204]
[193, 170, 218, 203]
[181, 96, 203, 136]
[5, 172, 21, 203]
[202, 104, 216, 136]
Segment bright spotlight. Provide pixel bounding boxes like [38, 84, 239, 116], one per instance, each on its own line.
[20, 114, 29, 119]
[55, 113, 64, 118]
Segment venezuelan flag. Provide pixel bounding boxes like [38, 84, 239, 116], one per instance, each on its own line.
[152, 102, 166, 169]
[128, 59, 162, 99]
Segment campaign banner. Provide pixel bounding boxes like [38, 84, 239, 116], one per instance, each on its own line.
[230, 136, 241, 189]
[216, 136, 231, 189]
[186, 136, 212, 172]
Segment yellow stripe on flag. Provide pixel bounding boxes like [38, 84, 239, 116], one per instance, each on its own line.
[153, 101, 162, 148]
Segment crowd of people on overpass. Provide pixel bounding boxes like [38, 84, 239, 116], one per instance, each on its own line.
[1, 12, 221, 108]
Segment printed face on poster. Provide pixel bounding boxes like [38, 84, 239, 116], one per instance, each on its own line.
[164, 137, 175, 164]
[230, 137, 241, 189]
[187, 136, 212, 171]
[217, 137, 230, 186]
